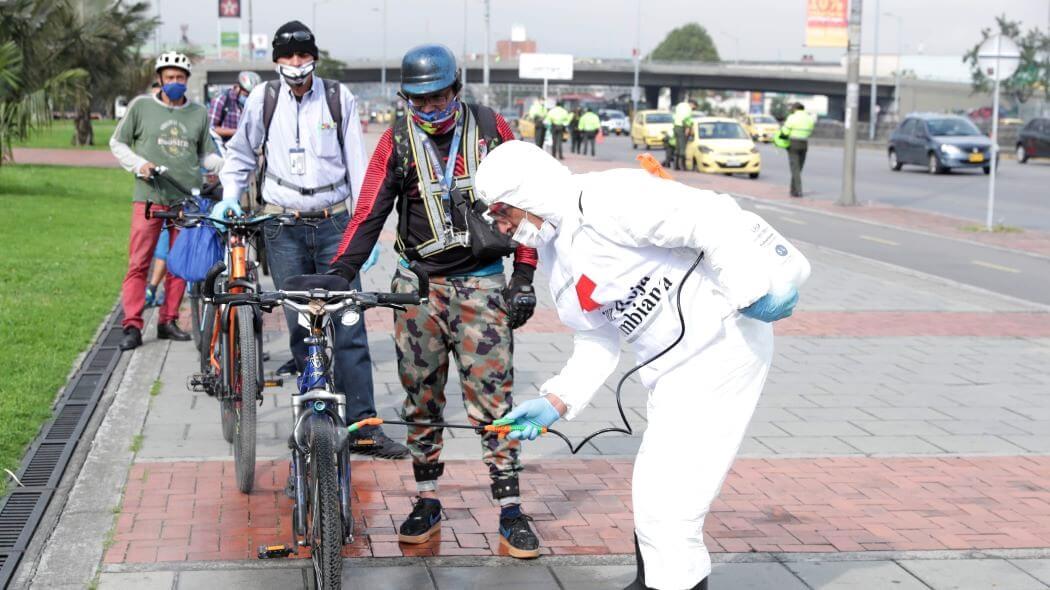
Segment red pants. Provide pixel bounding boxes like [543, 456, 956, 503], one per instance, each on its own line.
[121, 202, 185, 330]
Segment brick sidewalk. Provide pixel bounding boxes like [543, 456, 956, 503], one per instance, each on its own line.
[10, 147, 119, 168]
[104, 456, 1050, 565]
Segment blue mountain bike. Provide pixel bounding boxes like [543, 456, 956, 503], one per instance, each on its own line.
[202, 262, 427, 589]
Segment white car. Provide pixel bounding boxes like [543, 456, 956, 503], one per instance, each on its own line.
[599, 109, 629, 136]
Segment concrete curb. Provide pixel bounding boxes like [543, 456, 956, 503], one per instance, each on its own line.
[22, 312, 169, 589]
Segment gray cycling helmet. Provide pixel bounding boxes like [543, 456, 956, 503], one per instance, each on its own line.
[400, 44, 460, 97]
[237, 71, 262, 93]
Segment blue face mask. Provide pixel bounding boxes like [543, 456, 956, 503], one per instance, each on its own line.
[162, 82, 187, 101]
[238, 94, 247, 107]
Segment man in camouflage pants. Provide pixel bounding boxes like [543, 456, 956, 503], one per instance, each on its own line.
[330, 44, 541, 558]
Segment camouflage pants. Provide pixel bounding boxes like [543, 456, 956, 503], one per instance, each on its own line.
[391, 271, 522, 501]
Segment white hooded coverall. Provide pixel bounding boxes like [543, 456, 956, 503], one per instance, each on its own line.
[476, 141, 809, 589]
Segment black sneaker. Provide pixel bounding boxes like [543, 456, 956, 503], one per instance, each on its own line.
[348, 426, 409, 459]
[398, 497, 442, 544]
[275, 359, 298, 376]
[499, 507, 540, 559]
[120, 327, 142, 351]
[157, 321, 191, 341]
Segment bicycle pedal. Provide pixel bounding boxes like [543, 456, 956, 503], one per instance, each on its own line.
[257, 544, 296, 559]
[187, 374, 207, 393]
[264, 378, 284, 388]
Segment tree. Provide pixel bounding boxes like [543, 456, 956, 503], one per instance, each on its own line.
[0, 2, 87, 164]
[964, 15, 1050, 103]
[60, 0, 157, 145]
[648, 23, 720, 63]
[316, 50, 347, 82]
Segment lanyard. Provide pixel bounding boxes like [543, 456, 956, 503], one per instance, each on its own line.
[415, 114, 464, 228]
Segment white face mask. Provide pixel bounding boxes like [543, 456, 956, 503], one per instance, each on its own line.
[511, 213, 557, 248]
[276, 61, 315, 86]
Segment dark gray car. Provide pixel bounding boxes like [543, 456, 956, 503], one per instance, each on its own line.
[888, 114, 994, 174]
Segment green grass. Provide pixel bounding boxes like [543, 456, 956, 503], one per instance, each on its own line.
[0, 164, 131, 495]
[961, 224, 1023, 234]
[11, 120, 117, 151]
[149, 379, 162, 397]
[129, 434, 144, 453]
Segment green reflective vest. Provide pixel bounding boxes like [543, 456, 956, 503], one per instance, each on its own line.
[673, 101, 693, 126]
[579, 112, 601, 132]
[545, 106, 572, 126]
[528, 102, 547, 119]
[781, 111, 815, 140]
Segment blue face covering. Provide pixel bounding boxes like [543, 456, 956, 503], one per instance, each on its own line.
[162, 82, 187, 101]
[238, 94, 247, 107]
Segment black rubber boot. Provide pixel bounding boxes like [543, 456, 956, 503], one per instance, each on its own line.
[624, 534, 709, 590]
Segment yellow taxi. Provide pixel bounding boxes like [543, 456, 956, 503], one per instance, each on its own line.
[686, 117, 761, 179]
[745, 113, 780, 143]
[630, 110, 675, 149]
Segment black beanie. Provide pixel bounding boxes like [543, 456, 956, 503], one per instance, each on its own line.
[272, 21, 319, 62]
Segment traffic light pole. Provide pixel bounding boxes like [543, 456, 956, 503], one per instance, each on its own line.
[839, 0, 863, 206]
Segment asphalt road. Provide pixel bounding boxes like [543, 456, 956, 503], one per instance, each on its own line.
[575, 134, 1050, 307]
[591, 134, 1050, 232]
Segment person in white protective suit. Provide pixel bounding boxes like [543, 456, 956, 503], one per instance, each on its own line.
[473, 140, 809, 590]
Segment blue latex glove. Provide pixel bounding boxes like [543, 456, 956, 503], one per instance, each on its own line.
[361, 243, 381, 273]
[740, 287, 799, 322]
[502, 397, 562, 441]
[209, 200, 242, 224]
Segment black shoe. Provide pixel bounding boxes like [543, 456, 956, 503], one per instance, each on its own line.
[157, 321, 191, 341]
[120, 327, 142, 351]
[499, 507, 540, 559]
[398, 497, 442, 544]
[624, 534, 709, 589]
[348, 426, 409, 459]
[275, 358, 298, 376]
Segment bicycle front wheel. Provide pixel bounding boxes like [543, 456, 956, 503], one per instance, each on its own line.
[233, 308, 258, 493]
[308, 418, 343, 590]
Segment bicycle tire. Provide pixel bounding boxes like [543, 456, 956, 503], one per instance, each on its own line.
[234, 308, 258, 494]
[201, 302, 216, 375]
[308, 418, 343, 590]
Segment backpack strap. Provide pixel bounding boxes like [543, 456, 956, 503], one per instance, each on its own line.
[321, 78, 345, 153]
[260, 79, 281, 155]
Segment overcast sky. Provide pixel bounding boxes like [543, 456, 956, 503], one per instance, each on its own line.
[153, 0, 1048, 63]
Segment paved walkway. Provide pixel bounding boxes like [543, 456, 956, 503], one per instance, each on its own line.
[10, 147, 119, 168]
[13, 135, 1050, 589]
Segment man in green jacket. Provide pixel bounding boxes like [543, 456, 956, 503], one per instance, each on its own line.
[578, 108, 602, 157]
[545, 102, 572, 160]
[110, 51, 216, 350]
[780, 103, 815, 197]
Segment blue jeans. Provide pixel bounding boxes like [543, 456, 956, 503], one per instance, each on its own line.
[262, 211, 376, 422]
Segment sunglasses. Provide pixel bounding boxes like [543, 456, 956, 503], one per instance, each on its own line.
[274, 30, 313, 45]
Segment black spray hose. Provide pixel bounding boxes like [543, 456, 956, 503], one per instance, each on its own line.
[348, 252, 705, 454]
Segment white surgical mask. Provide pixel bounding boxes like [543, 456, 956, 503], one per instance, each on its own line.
[276, 61, 315, 86]
[511, 213, 556, 248]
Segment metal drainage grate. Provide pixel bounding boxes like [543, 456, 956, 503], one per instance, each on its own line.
[0, 305, 124, 589]
[17, 444, 69, 489]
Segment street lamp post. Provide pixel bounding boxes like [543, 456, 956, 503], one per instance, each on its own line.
[868, 0, 880, 141]
[840, 0, 863, 206]
[884, 12, 903, 115]
[632, 0, 641, 114]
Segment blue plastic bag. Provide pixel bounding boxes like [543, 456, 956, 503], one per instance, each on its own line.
[167, 201, 223, 282]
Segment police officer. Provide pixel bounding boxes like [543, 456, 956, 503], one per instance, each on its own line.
[527, 99, 547, 147]
[569, 107, 583, 154]
[578, 108, 601, 157]
[328, 44, 542, 559]
[781, 102, 815, 197]
[545, 101, 571, 160]
[672, 99, 697, 170]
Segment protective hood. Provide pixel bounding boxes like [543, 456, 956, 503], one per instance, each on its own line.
[474, 140, 576, 224]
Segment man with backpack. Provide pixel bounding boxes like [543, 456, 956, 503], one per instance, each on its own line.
[216, 21, 406, 458]
[328, 44, 542, 559]
[209, 70, 262, 145]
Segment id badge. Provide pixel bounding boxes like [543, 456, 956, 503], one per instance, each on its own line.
[289, 147, 306, 176]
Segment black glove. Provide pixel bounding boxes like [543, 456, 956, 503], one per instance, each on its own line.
[503, 269, 536, 330]
[326, 260, 358, 283]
